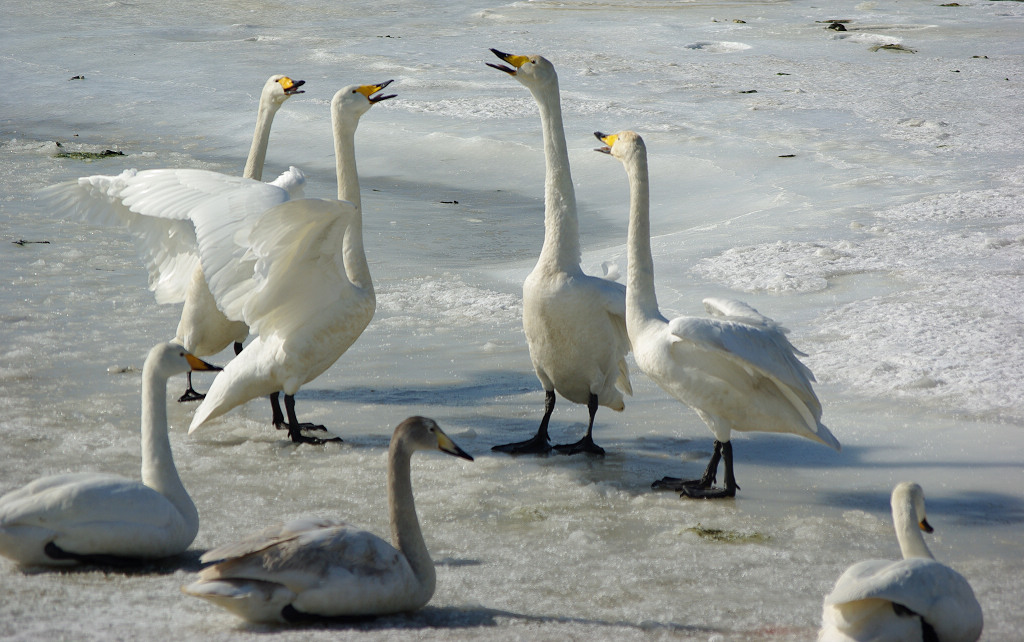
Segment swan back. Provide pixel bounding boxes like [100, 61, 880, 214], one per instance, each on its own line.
[819, 483, 983, 641]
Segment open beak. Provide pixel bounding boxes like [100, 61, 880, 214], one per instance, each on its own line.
[358, 80, 397, 104]
[280, 77, 306, 96]
[487, 48, 529, 75]
[436, 428, 474, 462]
[186, 354, 222, 372]
[594, 131, 616, 154]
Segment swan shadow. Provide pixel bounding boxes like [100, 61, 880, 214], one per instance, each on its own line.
[18, 549, 207, 576]
[236, 603, 721, 634]
[818, 487, 1024, 526]
[299, 370, 538, 408]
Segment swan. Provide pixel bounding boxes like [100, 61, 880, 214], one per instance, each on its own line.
[819, 482, 984, 641]
[595, 131, 839, 498]
[0, 343, 220, 566]
[186, 82, 394, 444]
[41, 75, 306, 403]
[181, 416, 473, 622]
[487, 49, 632, 457]
[176, 74, 306, 402]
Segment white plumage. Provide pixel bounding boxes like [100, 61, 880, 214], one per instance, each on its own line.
[182, 416, 473, 623]
[819, 482, 983, 641]
[187, 82, 394, 443]
[0, 343, 219, 566]
[41, 74, 305, 401]
[488, 49, 631, 457]
[596, 130, 839, 498]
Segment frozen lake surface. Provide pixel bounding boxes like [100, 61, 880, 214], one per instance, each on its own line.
[2, 0, 1023, 639]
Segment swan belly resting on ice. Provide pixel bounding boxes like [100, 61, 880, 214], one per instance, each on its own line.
[182, 416, 473, 622]
[0, 343, 219, 566]
[819, 482, 983, 642]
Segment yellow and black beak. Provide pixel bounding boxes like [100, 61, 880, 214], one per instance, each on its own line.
[594, 131, 617, 154]
[919, 517, 934, 534]
[436, 428, 474, 462]
[279, 77, 306, 96]
[186, 354, 222, 372]
[487, 48, 529, 75]
[357, 80, 397, 104]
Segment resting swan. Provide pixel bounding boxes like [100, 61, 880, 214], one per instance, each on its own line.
[488, 49, 631, 457]
[819, 482, 983, 641]
[182, 416, 473, 622]
[187, 83, 394, 444]
[40, 75, 306, 403]
[0, 343, 219, 566]
[595, 131, 839, 498]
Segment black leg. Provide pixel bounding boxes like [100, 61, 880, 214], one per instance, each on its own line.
[653, 440, 729, 491]
[177, 371, 206, 402]
[553, 393, 605, 456]
[283, 394, 340, 445]
[233, 341, 244, 356]
[680, 441, 739, 499]
[492, 389, 555, 454]
[270, 392, 286, 429]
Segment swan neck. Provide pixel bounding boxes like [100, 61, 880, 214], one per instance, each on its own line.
[623, 149, 661, 324]
[892, 492, 934, 560]
[387, 443, 436, 597]
[532, 81, 580, 271]
[332, 112, 372, 290]
[242, 99, 280, 181]
[139, 362, 197, 525]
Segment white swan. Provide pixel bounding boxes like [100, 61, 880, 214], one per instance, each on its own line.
[186, 82, 394, 444]
[595, 131, 839, 498]
[819, 482, 983, 642]
[488, 49, 631, 457]
[175, 74, 306, 402]
[40, 75, 306, 403]
[0, 343, 219, 566]
[182, 416, 473, 622]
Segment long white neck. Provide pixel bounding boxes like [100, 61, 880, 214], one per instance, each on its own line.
[387, 442, 435, 600]
[332, 111, 372, 290]
[892, 492, 934, 560]
[530, 80, 581, 272]
[139, 362, 198, 528]
[242, 98, 281, 181]
[622, 146, 664, 326]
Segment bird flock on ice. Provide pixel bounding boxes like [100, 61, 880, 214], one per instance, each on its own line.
[0, 52, 983, 640]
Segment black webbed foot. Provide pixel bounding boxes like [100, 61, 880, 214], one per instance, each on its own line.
[651, 476, 707, 491]
[492, 432, 552, 455]
[553, 434, 605, 457]
[177, 388, 206, 403]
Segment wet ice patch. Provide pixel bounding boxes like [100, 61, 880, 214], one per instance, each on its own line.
[683, 41, 752, 53]
[376, 274, 521, 330]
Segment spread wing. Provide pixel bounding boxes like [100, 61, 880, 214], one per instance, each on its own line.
[190, 197, 358, 339]
[39, 168, 291, 304]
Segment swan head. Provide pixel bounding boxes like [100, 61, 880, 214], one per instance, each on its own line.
[594, 130, 646, 162]
[263, 75, 306, 108]
[331, 81, 396, 123]
[487, 49, 558, 89]
[149, 342, 222, 379]
[893, 481, 933, 534]
[393, 416, 474, 461]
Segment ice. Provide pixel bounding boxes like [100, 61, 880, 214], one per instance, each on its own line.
[2, 0, 1023, 639]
